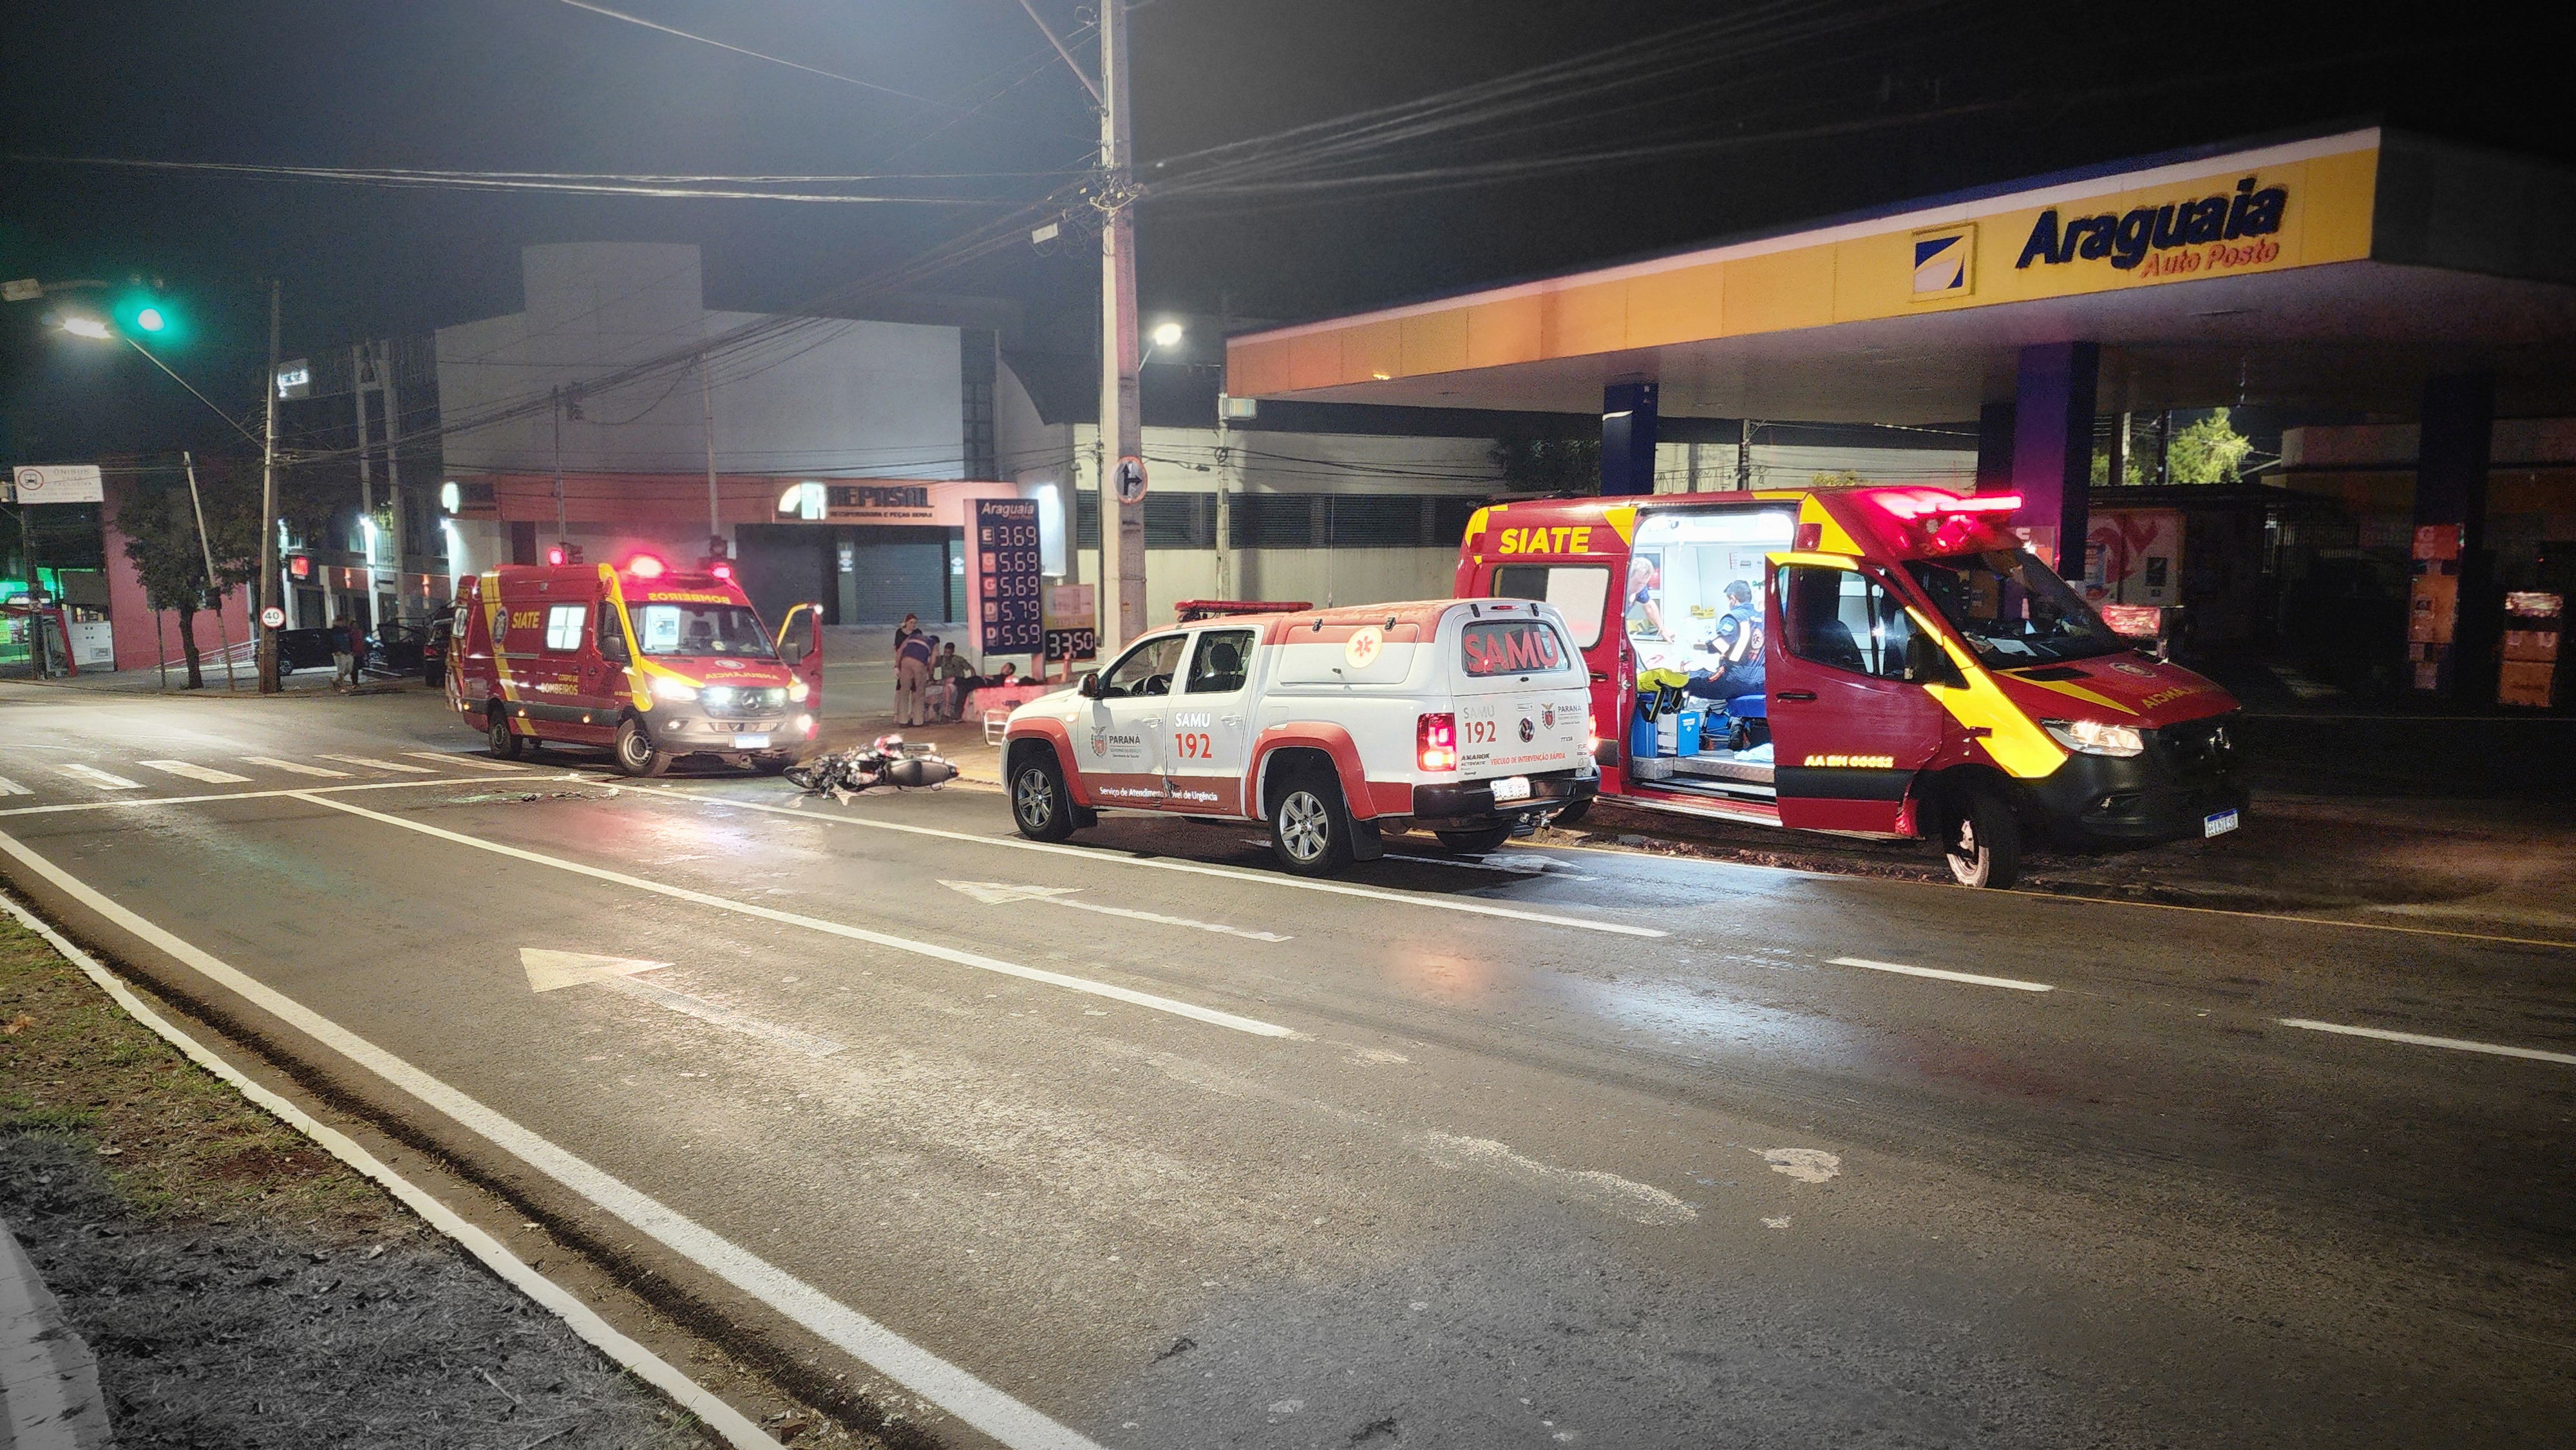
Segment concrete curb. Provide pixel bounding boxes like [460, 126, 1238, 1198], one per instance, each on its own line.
[0, 1214, 113, 1449]
[0, 890, 784, 1450]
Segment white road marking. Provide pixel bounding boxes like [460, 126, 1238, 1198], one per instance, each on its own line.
[2276, 1017, 2576, 1067]
[316, 753, 439, 773]
[1830, 956, 2054, 993]
[299, 793, 1298, 1039]
[0, 774, 588, 818]
[611, 782, 1666, 939]
[0, 893, 783, 1450]
[1381, 849, 1598, 881]
[1763, 1148, 1842, 1183]
[522, 948, 844, 1058]
[1417, 1132, 1696, 1227]
[137, 759, 253, 784]
[0, 825, 1103, 1450]
[408, 751, 533, 771]
[242, 757, 355, 778]
[57, 764, 141, 790]
[940, 880, 1293, 943]
[0, 778, 27, 796]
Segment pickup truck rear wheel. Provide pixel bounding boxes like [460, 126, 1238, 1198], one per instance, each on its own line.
[1434, 827, 1511, 854]
[1271, 769, 1356, 876]
[1010, 751, 1077, 842]
[1940, 784, 2022, 889]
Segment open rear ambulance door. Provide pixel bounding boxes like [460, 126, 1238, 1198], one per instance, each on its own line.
[1763, 556, 1946, 834]
[774, 602, 824, 716]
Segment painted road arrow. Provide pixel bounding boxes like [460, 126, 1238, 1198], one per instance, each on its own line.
[520, 948, 844, 1057]
[939, 880, 1294, 943]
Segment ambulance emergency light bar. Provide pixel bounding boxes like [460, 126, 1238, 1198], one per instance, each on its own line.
[1874, 491, 2023, 520]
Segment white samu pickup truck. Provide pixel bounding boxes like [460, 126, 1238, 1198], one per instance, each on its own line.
[1001, 599, 1600, 875]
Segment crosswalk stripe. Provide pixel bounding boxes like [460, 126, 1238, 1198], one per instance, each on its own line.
[58, 764, 142, 790]
[403, 751, 529, 771]
[315, 755, 439, 774]
[137, 760, 254, 784]
[0, 778, 29, 796]
[242, 757, 354, 779]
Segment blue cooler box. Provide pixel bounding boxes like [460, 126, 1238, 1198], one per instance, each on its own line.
[1674, 710, 1703, 755]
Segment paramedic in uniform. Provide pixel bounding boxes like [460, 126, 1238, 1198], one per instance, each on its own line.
[1689, 579, 1765, 702]
[895, 629, 935, 726]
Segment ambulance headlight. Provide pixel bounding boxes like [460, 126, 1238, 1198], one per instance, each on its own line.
[2041, 717, 2144, 758]
[788, 679, 810, 702]
[650, 676, 700, 703]
[702, 684, 735, 709]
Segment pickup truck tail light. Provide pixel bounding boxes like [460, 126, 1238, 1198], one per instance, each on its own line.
[1586, 710, 1598, 751]
[1417, 711, 1458, 771]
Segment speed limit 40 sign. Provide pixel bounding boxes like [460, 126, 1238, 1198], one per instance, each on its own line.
[260, 606, 286, 630]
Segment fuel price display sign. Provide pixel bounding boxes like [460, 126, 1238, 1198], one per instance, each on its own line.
[974, 498, 1043, 655]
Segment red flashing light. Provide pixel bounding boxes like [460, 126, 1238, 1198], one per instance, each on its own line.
[545, 545, 566, 566]
[1417, 711, 1458, 772]
[625, 554, 667, 579]
[1879, 491, 2023, 520]
[710, 561, 733, 581]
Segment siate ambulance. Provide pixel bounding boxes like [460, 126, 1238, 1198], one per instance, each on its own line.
[447, 553, 824, 777]
[1454, 485, 2248, 887]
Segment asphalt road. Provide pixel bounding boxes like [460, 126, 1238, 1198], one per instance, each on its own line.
[0, 680, 2570, 1449]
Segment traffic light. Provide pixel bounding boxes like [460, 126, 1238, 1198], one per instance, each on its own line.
[110, 281, 183, 343]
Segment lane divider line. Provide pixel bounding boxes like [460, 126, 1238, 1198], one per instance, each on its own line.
[1830, 956, 2055, 993]
[0, 778, 27, 796]
[0, 884, 784, 1450]
[137, 760, 253, 784]
[57, 764, 140, 790]
[294, 792, 1298, 1039]
[0, 773, 588, 819]
[2276, 1017, 2576, 1067]
[316, 754, 439, 773]
[406, 751, 534, 771]
[607, 782, 1667, 939]
[240, 757, 355, 778]
[0, 825, 1106, 1450]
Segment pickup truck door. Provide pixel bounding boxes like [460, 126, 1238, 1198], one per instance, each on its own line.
[1163, 627, 1256, 814]
[1765, 560, 1947, 833]
[773, 602, 824, 718]
[1080, 633, 1186, 809]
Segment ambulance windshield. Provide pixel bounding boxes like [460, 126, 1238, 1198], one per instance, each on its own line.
[1904, 549, 2126, 665]
[632, 603, 775, 658]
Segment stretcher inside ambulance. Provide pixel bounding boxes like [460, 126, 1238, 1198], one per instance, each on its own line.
[1455, 487, 2248, 887]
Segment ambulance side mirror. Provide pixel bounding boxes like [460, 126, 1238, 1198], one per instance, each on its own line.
[599, 628, 629, 665]
[1077, 670, 1103, 699]
[1904, 634, 1962, 687]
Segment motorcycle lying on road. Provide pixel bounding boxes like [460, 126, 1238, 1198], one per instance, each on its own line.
[782, 733, 958, 800]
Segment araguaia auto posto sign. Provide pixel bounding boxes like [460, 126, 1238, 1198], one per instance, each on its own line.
[2015, 174, 2291, 279]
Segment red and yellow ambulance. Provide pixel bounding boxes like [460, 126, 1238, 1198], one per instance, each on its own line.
[448, 554, 824, 777]
[1454, 486, 2248, 886]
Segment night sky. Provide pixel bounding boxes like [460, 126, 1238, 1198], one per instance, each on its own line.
[1, 1, 2555, 463]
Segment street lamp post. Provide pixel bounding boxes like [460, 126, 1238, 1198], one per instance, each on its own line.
[257, 281, 282, 693]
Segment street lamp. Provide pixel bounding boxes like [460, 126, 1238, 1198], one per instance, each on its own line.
[61, 315, 111, 340]
[1141, 319, 1184, 365]
[52, 316, 261, 447]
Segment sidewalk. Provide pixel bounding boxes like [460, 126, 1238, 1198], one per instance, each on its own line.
[0, 1214, 111, 1449]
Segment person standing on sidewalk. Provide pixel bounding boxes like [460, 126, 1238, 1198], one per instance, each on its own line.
[331, 615, 359, 690]
[895, 627, 935, 726]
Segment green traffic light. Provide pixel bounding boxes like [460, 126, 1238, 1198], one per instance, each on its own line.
[111, 289, 182, 343]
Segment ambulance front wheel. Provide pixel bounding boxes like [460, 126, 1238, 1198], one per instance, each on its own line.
[1010, 751, 1077, 842]
[1940, 784, 2022, 890]
[1271, 769, 1356, 876]
[486, 709, 524, 761]
[614, 717, 672, 778]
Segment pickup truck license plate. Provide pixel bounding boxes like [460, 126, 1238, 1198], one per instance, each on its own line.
[733, 733, 770, 750]
[2203, 807, 2239, 838]
[1490, 775, 1531, 804]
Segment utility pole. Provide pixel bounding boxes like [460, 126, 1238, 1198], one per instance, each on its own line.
[257, 279, 282, 693]
[352, 343, 375, 616]
[379, 338, 407, 621]
[1215, 293, 1236, 600]
[1735, 417, 1754, 491]
[698, 357, 721, 555]
[551, 386, 567, 546]
[1096, 0, 1144, 650]
[182, 451, 238, 691]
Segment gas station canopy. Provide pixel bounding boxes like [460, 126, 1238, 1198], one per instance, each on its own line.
[1226, 128, 2576, 422]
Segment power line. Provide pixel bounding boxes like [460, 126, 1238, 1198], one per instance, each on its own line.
[8, 156, 1032, 205]
[550, 0, 959, 110]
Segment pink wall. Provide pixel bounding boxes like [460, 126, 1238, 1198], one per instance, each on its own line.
[103, 479, 252, 676]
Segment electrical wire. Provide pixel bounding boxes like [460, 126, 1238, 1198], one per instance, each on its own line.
[550, 0, 960, 110]
[6, 157, 1030, 205]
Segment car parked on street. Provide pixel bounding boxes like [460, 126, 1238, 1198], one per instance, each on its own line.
[1003, 598, 1598, 875]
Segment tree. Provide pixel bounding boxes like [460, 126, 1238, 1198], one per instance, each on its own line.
[117, 469, 258, 689]
[2166, 407, 2254, 485]
[1810, 469, 1866, 488]
[1490, 437, 1602, 494]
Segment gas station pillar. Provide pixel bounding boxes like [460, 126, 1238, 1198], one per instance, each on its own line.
[2409, 372, 2496, 696]
[2005, 343, 2098, 568]
[1601, 381, 1659, 496]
